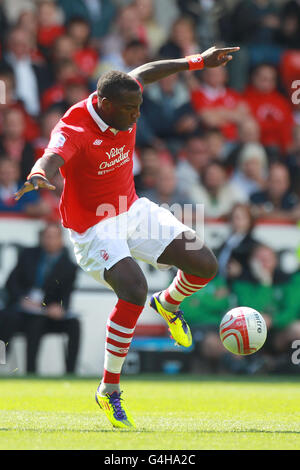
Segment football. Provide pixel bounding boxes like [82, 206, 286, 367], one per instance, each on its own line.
[219, 306, 267, 355]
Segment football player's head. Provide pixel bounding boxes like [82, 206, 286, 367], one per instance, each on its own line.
[97, 71, 143, 131]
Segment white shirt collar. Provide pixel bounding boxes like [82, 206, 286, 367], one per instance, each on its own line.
[86, 92, 109, 132]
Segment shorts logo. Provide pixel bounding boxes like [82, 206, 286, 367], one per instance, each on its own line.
[100, 250, 109, 261]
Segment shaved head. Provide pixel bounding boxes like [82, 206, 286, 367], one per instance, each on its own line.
[97, 70, 140, 101]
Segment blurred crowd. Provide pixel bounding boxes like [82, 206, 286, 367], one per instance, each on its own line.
[0, 0, 300, 373]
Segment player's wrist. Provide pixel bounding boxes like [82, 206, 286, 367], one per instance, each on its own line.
[185, 54, 205, 71]
[27, 169, 47, 181]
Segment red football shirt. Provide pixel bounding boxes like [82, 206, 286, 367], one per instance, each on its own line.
[45, 92, 138, 233]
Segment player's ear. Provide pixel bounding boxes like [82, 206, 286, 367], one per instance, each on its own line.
[101, 97, 112, 112]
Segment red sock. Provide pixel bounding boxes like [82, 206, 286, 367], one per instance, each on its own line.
[102, 298, 143, 385]
[161, 270, 215, 310]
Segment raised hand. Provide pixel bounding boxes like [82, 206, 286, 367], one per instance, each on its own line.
[201, 46, 240, 68]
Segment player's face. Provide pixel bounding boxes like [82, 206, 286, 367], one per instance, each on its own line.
[108, 90, 143, 131]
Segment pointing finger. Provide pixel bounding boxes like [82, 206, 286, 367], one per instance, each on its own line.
[218, 47, 240, 53]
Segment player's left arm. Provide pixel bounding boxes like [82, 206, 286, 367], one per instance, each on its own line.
[129, 45, 240, 86]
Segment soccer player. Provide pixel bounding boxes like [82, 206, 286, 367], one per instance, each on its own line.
[15, 45, 239, 429]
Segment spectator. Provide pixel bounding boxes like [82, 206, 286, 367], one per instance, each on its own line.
[188, 161, 246, 219]
[134, 145, 170, 193]
[221, 0, 281, 91]
[140, 164, 192, 224]
[190, 65, 251, 142]
[16, 9, 38, 40]
[176, 0, 221, 50]
[134, 0, 167, 55]
[54, 76, 90, 113]
[0, 107, 35, 181]
[0, 223, 79, 374]
[33, 106, 64, 161]
[250, 162, 300, 222]
[0, 64, 40, 142]
[203, 128, 227, 163]
[50, 34, 76, 69]
[15, 8, 47, 66]
[95, 39, 148, 77]
[244, 63, 294, 155]
[136, 73, 198, 150]
[180, 274, 231, 373]
[230, 142, 268, 199]
[271, 270, 300, 356]
[159, 16, 198, 59]
[3, 26, 51, 116]
[275, 0, 300, 49]
[217, 203, 258, 280]
[40, 59, 79, 111]
[224, 117, 261, 170]
[36, 0, 65, 53]
[0, 0, 8, 52]
[0, 158, 49, 217]
[176, 135, 211, 193]
[66, 17, 98, 78]
[223, 0, 280, 46]
[58, 0, 116, 39]
[101, 4, 145, 57]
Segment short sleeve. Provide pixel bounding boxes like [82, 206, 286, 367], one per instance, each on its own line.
[45, 127, 80, 163]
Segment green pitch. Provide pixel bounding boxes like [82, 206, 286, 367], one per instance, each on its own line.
[1, 374, 300, 450]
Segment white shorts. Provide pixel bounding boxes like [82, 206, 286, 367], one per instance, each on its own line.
[68, 197, 193, 289]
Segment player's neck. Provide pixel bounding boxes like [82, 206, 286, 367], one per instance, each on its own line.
[97, 108, 119, 135]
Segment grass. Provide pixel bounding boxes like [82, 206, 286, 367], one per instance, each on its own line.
[1, 374, 300, 450]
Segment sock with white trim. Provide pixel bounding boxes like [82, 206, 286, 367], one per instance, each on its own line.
[99, 298, 143, 396]
[159, 270, 216, 313]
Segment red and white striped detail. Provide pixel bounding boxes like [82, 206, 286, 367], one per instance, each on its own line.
[163, 270, 212, 306]
[102, 298, 143, 385]
[105, 320, 135, 359]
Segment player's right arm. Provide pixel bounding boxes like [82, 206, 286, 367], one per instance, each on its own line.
[15, 152, 64, 201]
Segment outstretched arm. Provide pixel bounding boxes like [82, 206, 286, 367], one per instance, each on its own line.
[15, 152, 64, 200]
[129, 46, 240, 86]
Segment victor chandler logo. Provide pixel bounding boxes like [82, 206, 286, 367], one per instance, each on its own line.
[98, 145, 130, 174]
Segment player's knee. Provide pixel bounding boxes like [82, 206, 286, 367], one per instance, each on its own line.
[119, 276, 148, 306]
[192, 248, 218, 279]
[204, 251, 218, 279]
